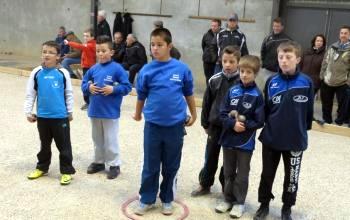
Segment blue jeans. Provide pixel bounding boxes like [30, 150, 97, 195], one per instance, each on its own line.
[61, 57, 81, 77]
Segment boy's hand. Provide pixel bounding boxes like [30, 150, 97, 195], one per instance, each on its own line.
[132, 113, 142, 121]
[233, 121, 245, 132]
[27, 114, 37, 123]
[89, 83, 101, 95]
[100, 85, 114, 96]
[63, 39, 69, 45]
[185, 115, 196, 127]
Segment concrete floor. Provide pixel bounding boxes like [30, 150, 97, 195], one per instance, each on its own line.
[0, 72, 349, 220]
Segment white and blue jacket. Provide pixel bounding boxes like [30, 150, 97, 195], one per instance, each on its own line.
[219, 81, 264, 151]
[258, 71, 314, 151]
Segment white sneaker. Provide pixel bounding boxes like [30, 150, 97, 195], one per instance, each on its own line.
[215, 201, 232, 213]
[230, 204, 245, 218]
[161, 202, 174, 215]
[134, 202, 155, 216]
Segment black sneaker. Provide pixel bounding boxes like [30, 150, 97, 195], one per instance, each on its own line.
[190, 186, 210, 197]
[107, 166, 120, 179]
[253, 203, 269, 220]
[334, 118, 344, 126]
[281, 205, 292, 220]
[87, 163, 105, 174]
[80, 104, 88, 110]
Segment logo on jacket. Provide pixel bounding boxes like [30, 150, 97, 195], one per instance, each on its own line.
[242, 102, 252, 109]
[271, 82, 279, 89]
[104, 75, 113, 83]
[272, 95, 281, 104]
[230, 99, 239, 106]
[170, 74, 181, 82]
[52, 81, 60, 88]
[293, 95, 308, 103]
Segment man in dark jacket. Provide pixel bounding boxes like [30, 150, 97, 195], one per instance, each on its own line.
[258, 17, 291, 90]
[97, 10, 112, 40]
[211, 13, 249, 74]
[202, 19, 221, 85]
[122, 34, 147, 84]
[112, 31, 126, 63]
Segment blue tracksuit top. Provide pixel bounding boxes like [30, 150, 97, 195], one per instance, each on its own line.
[219, 81, 264, 151]
[136, 58, 194, 126]
[81, 61, 132, 119]
[258, 71, 314, 151]
[36, 67, 68, 118]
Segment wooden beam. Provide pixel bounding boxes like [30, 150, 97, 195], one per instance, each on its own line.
[113, 12, 172, 18]
[189, 15, 255, 23]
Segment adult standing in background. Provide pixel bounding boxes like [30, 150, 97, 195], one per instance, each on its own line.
[320, 25, 350, 125]
[112, 31, 126, 63]
[55, 26, 70, 58]
[258, 17, 291, 90]
[202, 19, 221, 85]
[97, 10, 112, 40]
[61, 31, 82, 79]
[211, 13, 249, 74]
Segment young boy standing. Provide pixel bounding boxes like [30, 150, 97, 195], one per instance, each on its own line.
[191, 46, 241, 197]
[133, 28, 197, 216]
[81, 36, 131, 179]
[215, 55, 264, 218]
[24, 41, 75, 185]
[254, 41, 314, 220]
[64, 28, 96, 110]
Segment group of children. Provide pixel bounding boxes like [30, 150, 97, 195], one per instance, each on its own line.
[24, 27, 313, 219]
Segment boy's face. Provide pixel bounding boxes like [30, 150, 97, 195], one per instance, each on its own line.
[41, 45, 59, 67]
[83, 32, 94, 43]
[150, 35, 172, 61]
[239, 67, 255, 85]
[222, 53, 238, 73]
[96, 43, 114, 64]
[278, 51, 300, 75]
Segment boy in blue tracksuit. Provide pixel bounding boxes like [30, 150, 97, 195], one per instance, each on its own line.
[81, 36, 131, 179]
[215, 55, 264, 218]
[254, 41, 314, 220]
[24, 41, 75, 185]
[133, 28, 197, 216]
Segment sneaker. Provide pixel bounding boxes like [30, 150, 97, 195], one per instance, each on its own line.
[253, 203, 269, 220]
[281, 205, 292, 220]
[60, 174, 72, 185]
[215, 201, 232, 213]
[87, 163, 105, 174]
[80, 104, 88, 110]
[134, 202, 155, 216]
[161, 202, 174, 215]
[27, 169, 47, 180]
[334, 118, 344, 126]
[191, 186, 210, 197]
[230, 204, 245, 218]
[107, 166, 120, 179]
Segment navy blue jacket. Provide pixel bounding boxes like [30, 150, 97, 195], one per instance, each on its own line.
[219, 81, 264, 151]
[258, 71, 314, 151]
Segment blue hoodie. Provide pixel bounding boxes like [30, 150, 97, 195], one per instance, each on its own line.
[136, 58, 194, 126]
[258, 71, 314, 151]
[81, 61, 131, 119]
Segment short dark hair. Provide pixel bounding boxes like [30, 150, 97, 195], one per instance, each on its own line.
[273, 17, 284, 25]
[311, 34, 326, 48]
[212, 19, 221, 27]
[239, 55, 261, 74]
[222, 45, 241, 61]
[42, 40, 60, 55]
[84, 28, 94, 37]
[340, 25, 350, 32]
[277, 41, 302, 58]
[59, 26, 66, 31]
[150, 28, 172, 44]
[96, 35, 113, 49]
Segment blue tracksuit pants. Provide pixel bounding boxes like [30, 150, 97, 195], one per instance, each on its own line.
[139, 121, 185, 204]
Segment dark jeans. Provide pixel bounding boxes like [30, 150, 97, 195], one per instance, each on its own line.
[223, 148, 252, 204]
[320, 82, 348, 123]
[198, 125, 224, 189]
[257, 145, 303, 207]
[36, 118, 75, 174]
[122, 63, 143, 84]
[83, 68, 90, 104]
[203, 62, 216, 85]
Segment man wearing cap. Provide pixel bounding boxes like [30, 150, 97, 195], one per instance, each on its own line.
[97, 10, 112, 39]
[61, 31, 82, 79]
[211, 13, 249, 74]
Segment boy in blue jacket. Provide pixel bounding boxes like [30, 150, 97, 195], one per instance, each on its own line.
[254, 41, 314, 220]
[215, 55, 264, 218]
[81, 36, 131, 179]
[133, 28, 197, 216]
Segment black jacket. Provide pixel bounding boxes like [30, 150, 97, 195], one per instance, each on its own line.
[113, 12, 123, 35]
[122, 41, 147, 66]
[261, 32, 291, 72]
[211, 28, 249, 62]
[112, 42, 126, 63]
[202, 29, 218, 63]
[97, 19, 112, 39]
[201, 71, 240, 129]
[122, 13, 133, 37]
[258, 71, 314, 151]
